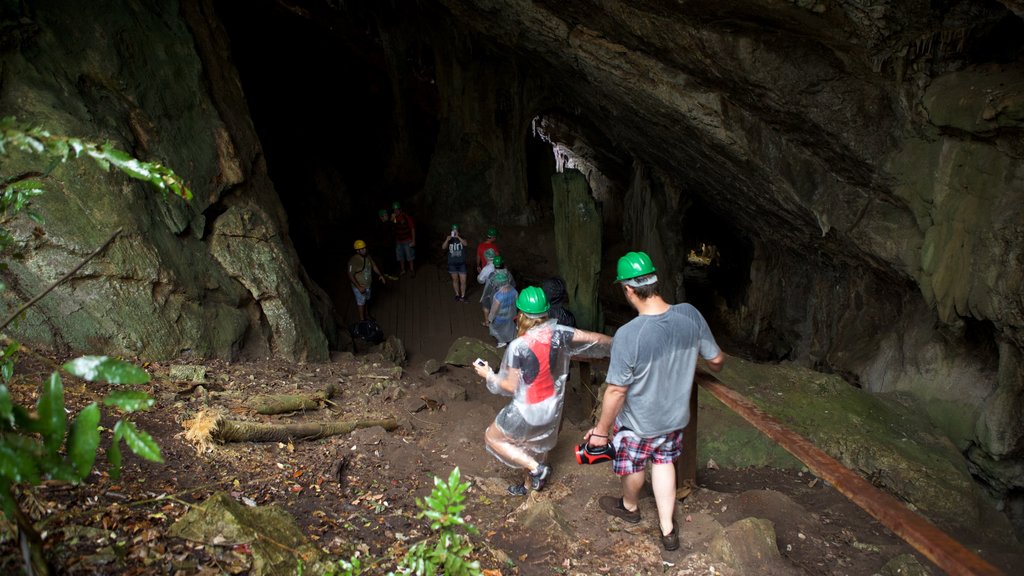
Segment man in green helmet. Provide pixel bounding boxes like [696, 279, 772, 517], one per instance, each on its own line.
[585, 251, 725, 551]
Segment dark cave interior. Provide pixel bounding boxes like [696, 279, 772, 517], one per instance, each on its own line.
[215, 0, 756, 348]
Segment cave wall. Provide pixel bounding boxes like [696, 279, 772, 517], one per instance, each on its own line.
[430, 0, 1023, 495]
[0, 0, 329, 362]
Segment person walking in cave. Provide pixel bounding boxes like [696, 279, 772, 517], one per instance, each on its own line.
[542, 277, 576, 328]
[348, 239, 386, 322]
[474, 286, 612, 496]
[442, 224, 470, 301]
[487, 271, 518, 347]
[584, 251, 724, 551]
[480, 255, 514, 327]
[391, 201, 416, 276]
[476, 227, 500, 275]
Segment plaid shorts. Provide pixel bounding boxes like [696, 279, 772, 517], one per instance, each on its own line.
[611, 426, 683, 476]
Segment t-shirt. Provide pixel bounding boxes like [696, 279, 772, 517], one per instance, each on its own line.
[508, 323, 574, 404]
[477, 240, 499, 268]
[348, 254, 373, 288]
[606, 303, 720, 437]
[447, 238, 466, 265]
[393, 213, 414, 242]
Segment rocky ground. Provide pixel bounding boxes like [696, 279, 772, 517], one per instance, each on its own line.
[4, 345, 1018, 575]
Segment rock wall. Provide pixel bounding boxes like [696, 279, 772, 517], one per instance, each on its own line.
[0, 0, 328, 361]
[434, 0, 1023, 503]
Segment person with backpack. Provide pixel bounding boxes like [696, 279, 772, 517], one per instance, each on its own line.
[486, 271, 518, 347]
[348, 239, 386, 322]
[473, 287, 613, 496]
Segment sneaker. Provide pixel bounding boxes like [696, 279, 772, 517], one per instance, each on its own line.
[507, 484, 528, 497]
[454, 295, 461, 301]
[599, 496, 641, 523]
[661, 526, 679, 551]
[528, 464, 551, 491]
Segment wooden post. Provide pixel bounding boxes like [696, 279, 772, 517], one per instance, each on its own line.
[676, 381, 699, 496]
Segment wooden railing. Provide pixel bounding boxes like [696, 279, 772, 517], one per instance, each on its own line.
[570, 361, 1004, 576]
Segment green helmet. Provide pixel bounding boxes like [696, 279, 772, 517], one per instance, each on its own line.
[484, 248, 496, 260]
[451, 224, 459, 230]
[487, 227, 497, 238]
[378, 209, 388, 217]
[616, 251, 657, 282]
[516, 286, 549, 316]
[392, 201, 401, 209]
[492, 270, 509, 285]
[493, 255, 504, 267]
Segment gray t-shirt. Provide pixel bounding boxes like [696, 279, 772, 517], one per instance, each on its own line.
[606, 303, 721, 437]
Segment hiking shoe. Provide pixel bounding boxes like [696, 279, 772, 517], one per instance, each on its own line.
[599, 496, 641, 523]
[661, 526, 679, 551]
[507, 484, 528, 496]
[529, 464, 551, 491]
[454, 295, 462, 301]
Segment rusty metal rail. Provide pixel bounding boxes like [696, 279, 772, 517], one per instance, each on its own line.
[696, 373, 1003, 576]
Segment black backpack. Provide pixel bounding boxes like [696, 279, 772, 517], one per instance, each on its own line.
[351, 319, 385, 344]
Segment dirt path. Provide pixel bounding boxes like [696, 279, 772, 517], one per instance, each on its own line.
[4, 226, 1021, 574]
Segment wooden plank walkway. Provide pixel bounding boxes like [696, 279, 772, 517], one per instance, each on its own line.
[338, 261, 492, 367]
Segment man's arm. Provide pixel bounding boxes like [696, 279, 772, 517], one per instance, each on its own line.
[369, 257, 385, 284]
[587, 384, 627, 447]
[705, 351, 725, 373]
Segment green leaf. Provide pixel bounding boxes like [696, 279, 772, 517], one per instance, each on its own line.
[117, 420, 163, 463]
[63, 356, 149, 385]
[108, 424, 124, 480]
[67, 403, 101, 477]
[0, 478, 14, 519]
[36, 372, 67, 453]
[1, 359, 14, 384]
[0, 384, 12, 427]
[0, 436, 42, 484]
[103, 391, 155, 412]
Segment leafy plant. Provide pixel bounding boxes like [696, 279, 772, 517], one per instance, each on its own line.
[0, 117, 192, 201]
[0, 118, 190, 575]
[393, 467, 481, 576]
[317, 467, 482, 576]
[0, 355, 162, 511]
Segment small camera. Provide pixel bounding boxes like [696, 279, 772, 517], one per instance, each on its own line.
[473, 358, 486, 367]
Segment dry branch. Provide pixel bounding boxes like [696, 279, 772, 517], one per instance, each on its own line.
[248, 383, 337, 414]
[214, 418, 398, 443]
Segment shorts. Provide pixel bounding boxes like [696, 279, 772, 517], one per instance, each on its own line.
[611, 426, 683, 476]
[447, 262, 467, 274]
[351, 285, 371, 306]
[395, 242, 415, 262]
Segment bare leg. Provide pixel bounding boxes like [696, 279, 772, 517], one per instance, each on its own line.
[484, 423, 538, 471]
[458, 273, 467, 298]
[450, 273, 460, 297]
[651, 462, 676, 535]
[356, 304, 366, 322]
[621, 470, 645, 513]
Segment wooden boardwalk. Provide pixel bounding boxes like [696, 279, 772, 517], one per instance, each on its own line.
[338, 262, 492, 367]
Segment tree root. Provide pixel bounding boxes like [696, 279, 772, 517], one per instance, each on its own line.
[248, 383, 337, 415]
